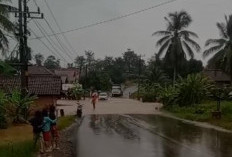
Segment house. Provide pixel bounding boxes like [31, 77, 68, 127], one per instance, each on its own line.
[203, 69, 231, 86]
[54, 68, 79, 84]
[54, 68, 80, 92]
[0, 66, 62, 108]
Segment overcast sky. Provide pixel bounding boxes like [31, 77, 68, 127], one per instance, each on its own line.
[11, 0, 232, 66]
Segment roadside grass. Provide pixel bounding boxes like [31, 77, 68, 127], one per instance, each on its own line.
[164, 101, 232, 130]
[57, 115, 76, 130]
[0, 124, 34, 157]
[0, 115, 76, 157]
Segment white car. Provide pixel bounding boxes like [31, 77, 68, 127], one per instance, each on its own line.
[99, 92, 108, 100]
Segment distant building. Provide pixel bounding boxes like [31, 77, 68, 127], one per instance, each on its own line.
[54, 68, 79, 84]
[0, 66, 62, 108]
[203, 69, 231, 86]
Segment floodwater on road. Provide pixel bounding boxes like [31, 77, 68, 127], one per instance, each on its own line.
[76, 115, 232, 157]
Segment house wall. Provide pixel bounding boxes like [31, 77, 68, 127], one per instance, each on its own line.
[33, 95, 58, 109]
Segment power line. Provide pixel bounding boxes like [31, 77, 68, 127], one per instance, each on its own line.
[30, 0, 177, 39]
[43, 18, 74, 61]
[30, 0, 73, 60]
[29, 27, 68, 65]
[34, 19, 69, 57]
[31, 0, 75, 59]
[32, 20, 70, 63]
[44, 0, 76, 55]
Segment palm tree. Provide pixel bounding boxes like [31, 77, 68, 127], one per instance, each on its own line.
[203, 14, 232, 78]
[0, 0, 15, 55]
[153, 11, 200, 84]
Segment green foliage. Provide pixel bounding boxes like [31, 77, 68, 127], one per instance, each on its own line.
[176, 74, 213, 106]
[165, 101, 232, 130]
[159, 85, 178, 106]
[0, 91, 7, 129]
[204, 14, 232, 76]
[57, 115, 76, 130]
[44, 55, 60, 69]
[70, 83, 83, 100]
[34, 53, 44, 66]
[140, 83, 160, 102]
[153, 11, 200, 83]
[0, 140, 35, 157]
[0, 61, 16, 76]
[6, 90, 37, 123]
[0, 0, 15, 55]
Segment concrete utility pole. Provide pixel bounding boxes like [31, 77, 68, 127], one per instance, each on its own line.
[12, 0, 44, 95]
[137, 54, 144, 100]
[137, 55, 142, 100]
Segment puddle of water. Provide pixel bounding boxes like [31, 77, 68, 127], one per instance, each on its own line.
[76, 114, 232, 157]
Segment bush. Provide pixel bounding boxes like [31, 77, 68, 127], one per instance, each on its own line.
[159, 85, 178, 106]
[5, 90, 37, 123]
[140, 83, 160, 102]
[142, 93, 156, 102]
[176, 74, 213, 106]
[70, 83, 83, 100]
[0, 91, 7, 129]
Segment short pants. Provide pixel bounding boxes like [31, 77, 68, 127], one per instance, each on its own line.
[51, 125, 59, 138]
[43, 131, 51, 141]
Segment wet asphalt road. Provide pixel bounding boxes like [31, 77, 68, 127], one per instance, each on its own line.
[76, 115, 232, 157]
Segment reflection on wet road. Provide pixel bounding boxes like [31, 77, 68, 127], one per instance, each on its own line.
[76, 115, 232, 157]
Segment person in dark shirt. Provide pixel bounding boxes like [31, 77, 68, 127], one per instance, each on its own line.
[49, 105, 60, 149]
[29, 110, 44, 153]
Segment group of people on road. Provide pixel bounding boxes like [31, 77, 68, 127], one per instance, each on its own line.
[30, 105, 59, 155]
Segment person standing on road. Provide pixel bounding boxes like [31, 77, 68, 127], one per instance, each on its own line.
[91, 90, 98, 110]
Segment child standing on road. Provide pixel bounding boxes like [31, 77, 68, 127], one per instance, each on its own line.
[42, 109, 56, 152]
[29, 110, 44, 153]
[49, 105, 60, 150]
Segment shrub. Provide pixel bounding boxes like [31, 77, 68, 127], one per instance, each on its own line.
[70, 83, 83, 100]
[6, 90, 37, 123]
[158, 85, 178, 106]
[140, 83, 160, 102]
[0, 91, 7, 129]
[176, 74, 213, 106]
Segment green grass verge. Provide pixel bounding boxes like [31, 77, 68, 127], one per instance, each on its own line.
[0, 115, 76, 157]
[57, 115, 76, 130]
[0, 140, 35, 157]
[164, 101, 232, 130]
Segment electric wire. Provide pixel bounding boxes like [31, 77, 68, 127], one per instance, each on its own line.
[31, 0, 177, 39]
[32, 20, 70, 63]
[29, 27, 68, 65]
[44, 0, 76, 55]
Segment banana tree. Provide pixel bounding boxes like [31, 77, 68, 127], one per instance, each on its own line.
[6, 90, 37, 123]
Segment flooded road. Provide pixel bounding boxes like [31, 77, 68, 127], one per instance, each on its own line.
[76, 115, 232, 157]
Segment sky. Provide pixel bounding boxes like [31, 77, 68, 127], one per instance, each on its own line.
[10, 0, 232, 66]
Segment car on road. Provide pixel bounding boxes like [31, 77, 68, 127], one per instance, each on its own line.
[112, 84, 123, 97]
[99, 92, 108, 100]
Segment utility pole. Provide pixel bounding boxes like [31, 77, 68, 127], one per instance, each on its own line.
[12, 0, 44, 95]
[137, 54, 144, 100]
[137, 55, 141, 100]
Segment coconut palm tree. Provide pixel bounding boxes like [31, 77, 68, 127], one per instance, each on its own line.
[153, 11, 200, 84]
[203, 14, 232, 77]
[0, 0, 15, 55]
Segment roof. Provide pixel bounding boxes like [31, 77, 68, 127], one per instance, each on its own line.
[28, 66, 55, 75]
[0, 66, 61, 95]
[0, 75, 61, 95]
[203, 69, 231, 82]
[54, 68, 79, 83]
